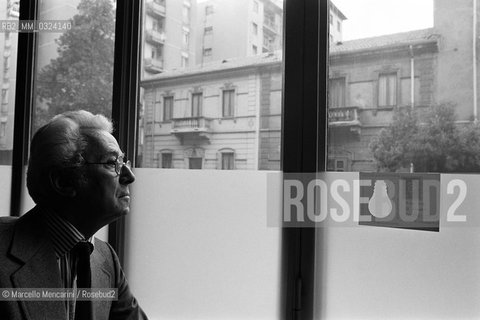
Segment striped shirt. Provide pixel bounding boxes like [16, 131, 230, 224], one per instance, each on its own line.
[43, 208, 94, 320]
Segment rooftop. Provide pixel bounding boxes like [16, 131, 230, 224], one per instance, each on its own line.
[330, 28, 438, 54]
[142, 29, 440, 84]
[142, 51, 283, 83]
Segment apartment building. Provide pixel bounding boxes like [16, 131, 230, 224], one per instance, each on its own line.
[195, 0, 283, 65]
[328, 29, 439, 171]
[142, 0, 197, 78]
[329, 1, 346, 44]
[0, 0, 19, 164]
[140, 51, 282, 170]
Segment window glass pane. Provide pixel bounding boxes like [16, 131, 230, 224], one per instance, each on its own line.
[221, 151, 234, 169]
[137, 0, 284, 170]
[129, 1, 286, 319]
[163, 96, 173, 121]
[33, 0, 116, 132]
[222, 89, 234, 117]
[329, 77, 345, 108]
[0, 2, 18, 166]
[326, 0, 480, 174]
[0, 0, 19, 216]
[160, 152, 172, 168]
[319, 3, 480, 320]
[191, 92, 203, 116]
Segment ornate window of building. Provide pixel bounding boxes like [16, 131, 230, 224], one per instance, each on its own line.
[191, 92, 203, 117]
[184, 147, 204, 169]
[217, 148, 235, 170]
[163, 96, 173, 121]
[222, 89, 235, 118]
[157, 150, 173, 168]
[378, 72, 397, 107]
[329, 77, 346, 108]
[0, 120, 6, 138]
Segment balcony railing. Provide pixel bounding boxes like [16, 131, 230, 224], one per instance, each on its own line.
[144, 58, 164, 73]
[263, 37, 275, 52]
[146, 0, 166, 17]
[171, 117, 212, 135]
[263, 19, 277, 34]
[328, 106, 362, 133]
[145, 30, 166, 44]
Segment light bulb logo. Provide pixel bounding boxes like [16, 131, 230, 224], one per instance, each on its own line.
[368, 180, 393, 218]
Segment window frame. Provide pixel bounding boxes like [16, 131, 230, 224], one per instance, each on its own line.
[221, 152, 235, 170]
[377, 71, 398, 108]
[204, 26, 213, 35]
[11, 0, 327, 319]
[203, 48, 212, 56]
[329, 77, 346, 108]
[191, 91, 203, 117]
[159, 151, 173, 168]
[163, 95, 173, 122]
[282, 0, 328, 318]
[222, 88, 235, 118]
[0, 120, 6, 138]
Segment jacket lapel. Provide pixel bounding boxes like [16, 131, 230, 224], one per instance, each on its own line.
[9, 207, 67, 320]
[91, 239, 113, 320]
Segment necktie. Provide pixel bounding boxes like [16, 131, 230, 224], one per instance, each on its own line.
[73, 241, 93, 320]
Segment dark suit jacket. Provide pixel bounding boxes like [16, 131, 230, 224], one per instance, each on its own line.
[0, 206, 148, 320]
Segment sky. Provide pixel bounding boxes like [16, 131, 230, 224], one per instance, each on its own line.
[331, 0, 434, 41]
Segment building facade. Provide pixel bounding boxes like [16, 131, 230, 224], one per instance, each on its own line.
[141, 0, 480, 172]
[329, 2, 346, 44]
[0, 0, 19, 164]
[327, 0, 480, 172]
[194, 0, 283, 65]
[328, 29, 439, 171]
[142, 0, 197, 78]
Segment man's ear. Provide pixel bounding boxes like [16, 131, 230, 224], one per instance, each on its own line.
[49, 169, 77, 198]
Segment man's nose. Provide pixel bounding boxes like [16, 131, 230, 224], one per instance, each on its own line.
[119, 164, 135, 185]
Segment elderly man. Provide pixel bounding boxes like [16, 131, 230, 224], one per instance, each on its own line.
[0, 110, 147, 319]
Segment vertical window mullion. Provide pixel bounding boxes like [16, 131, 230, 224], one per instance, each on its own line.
[10, 0, 37, 216]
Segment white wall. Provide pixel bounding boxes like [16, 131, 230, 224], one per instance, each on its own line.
[315, 172, 480, 319]
[125, 169, 283, 319]
[11, 163, 479, 318]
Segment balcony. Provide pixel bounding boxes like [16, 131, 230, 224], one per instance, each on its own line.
[146, 0, 166, 17]
[263, 37, 275, 52]
[263, 19, 278, 34]
[145, 29, 166, 44]
[171, 117, 212, 142]
[144, 58, 164, 73]
[328, 106, 362, 134]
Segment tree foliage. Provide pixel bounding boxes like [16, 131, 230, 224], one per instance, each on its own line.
[370, 104, 480, 172]
[36, 0, 115, 128]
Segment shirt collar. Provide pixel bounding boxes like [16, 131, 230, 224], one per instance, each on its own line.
[43, 207, 93, 258]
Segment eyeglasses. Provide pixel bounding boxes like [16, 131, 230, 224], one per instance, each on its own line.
[84, 155, 131, 176]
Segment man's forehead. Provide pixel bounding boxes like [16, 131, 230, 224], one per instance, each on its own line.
[87, 131, 122, 156]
